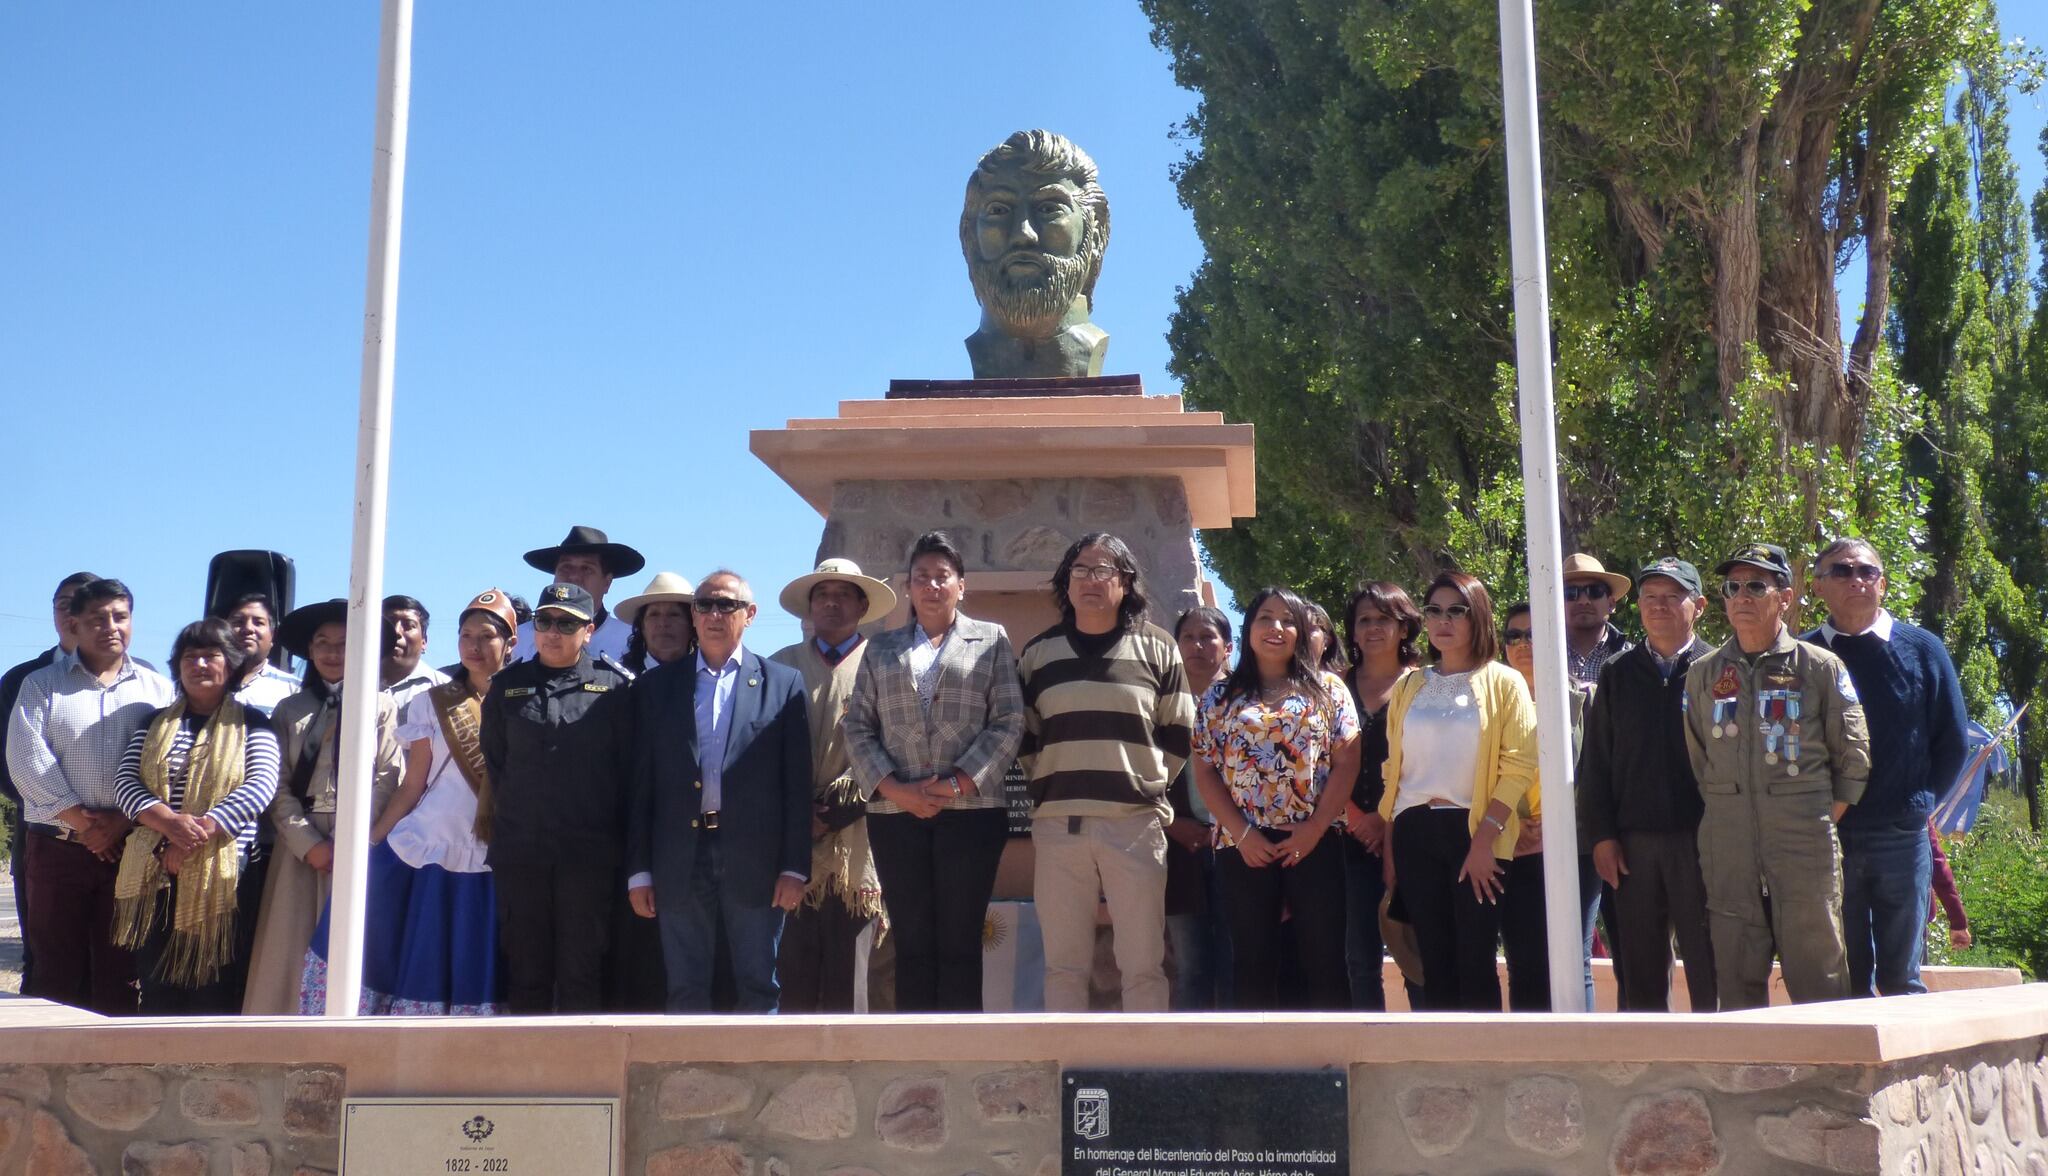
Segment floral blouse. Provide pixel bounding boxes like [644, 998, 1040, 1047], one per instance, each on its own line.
[1193, 671, 1361, 848]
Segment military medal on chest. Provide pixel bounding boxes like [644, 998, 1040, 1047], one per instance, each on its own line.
[1760, 690, 1786, 763]
[1783, 691, 1802, 774]
[1711, 664, 1741, 739]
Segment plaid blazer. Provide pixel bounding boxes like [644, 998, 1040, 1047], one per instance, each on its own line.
[842, 614, 1025, 812]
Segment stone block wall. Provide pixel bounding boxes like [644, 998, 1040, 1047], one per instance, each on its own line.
[1350, 1058, 1883, 1174]
[818, 477, 1204, 625]
[1871, 1041, 2048, 1175]
[0, 1062, 341, 1175]
[626, 1061, 1059, 1176]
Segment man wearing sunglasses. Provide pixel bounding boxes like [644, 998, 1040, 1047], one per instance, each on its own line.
[481, 581, 637, 1013]
[628, 570, 812, 1014]
[1560, 553, 1634, 685]
[1801, 538, 1967, 999]
[1681, 544, 1870, 1009]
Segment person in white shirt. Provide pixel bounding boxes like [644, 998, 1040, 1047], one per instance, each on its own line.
[513, 525, 645, 665]
[6, 578, 176, 1014]
[380, 594, 450, 711]
[221, 592, 301, 718]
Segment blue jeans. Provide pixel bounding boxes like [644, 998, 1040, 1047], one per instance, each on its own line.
[657, 834, 787, 1013]
[1339, 836, 1388, 1010]
[1165, 844, 1233, 1010]
[1841, 820, 1932, 997]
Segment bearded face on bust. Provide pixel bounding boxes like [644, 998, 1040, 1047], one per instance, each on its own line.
[959, 131, 1111, 367]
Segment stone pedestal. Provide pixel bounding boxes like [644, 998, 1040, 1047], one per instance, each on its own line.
[750, 377, 1256, 643]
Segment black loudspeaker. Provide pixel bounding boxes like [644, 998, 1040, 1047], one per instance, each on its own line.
[204, 550, 296, 668]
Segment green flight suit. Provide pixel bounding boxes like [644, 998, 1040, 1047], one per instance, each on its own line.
[1681, 625, 1871, 1009]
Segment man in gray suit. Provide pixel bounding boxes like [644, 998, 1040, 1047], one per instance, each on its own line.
[627, 570, 811, 1013]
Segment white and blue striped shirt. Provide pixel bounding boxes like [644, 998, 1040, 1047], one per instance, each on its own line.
[113, 713, 281, 857]
[6, 653, 175, 825]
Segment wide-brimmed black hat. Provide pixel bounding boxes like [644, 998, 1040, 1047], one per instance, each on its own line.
[522, 525, 645, 577]
[278, 598, 349, 659]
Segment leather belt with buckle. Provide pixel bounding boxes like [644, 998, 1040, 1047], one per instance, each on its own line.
[27, 822, 83, 844]
[700, 810, 721, 831]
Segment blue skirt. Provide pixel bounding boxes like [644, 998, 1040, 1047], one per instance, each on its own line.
[303, 840, 500, 1015]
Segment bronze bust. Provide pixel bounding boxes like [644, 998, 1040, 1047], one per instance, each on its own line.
[960, 130, 1111, 379]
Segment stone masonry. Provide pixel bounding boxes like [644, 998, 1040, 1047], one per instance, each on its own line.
[817, 477, 1204, 626]
[628, 1061, 1059, 1176]
[0, 1062, 340, 1175]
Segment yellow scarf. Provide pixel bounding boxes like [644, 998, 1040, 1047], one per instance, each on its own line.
[111, 699, 248, 987]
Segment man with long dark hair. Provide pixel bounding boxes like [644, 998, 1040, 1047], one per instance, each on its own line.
[1017, 533, 1193, 1012]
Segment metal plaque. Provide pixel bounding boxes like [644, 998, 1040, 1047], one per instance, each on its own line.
[339, 1097, 619, 1176]
[1062, 1070, 1347, 1176]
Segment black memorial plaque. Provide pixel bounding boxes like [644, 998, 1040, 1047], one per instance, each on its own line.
[1061, 1070, 1347, 1176]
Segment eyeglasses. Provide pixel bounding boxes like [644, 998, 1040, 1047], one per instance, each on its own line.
[1421, 604, 1472, 621]
[1721, 580, 1778, 599]
[692, 597, 747, 615]
[1068, 564, 1122, 584]
[1502, 628, 1532, 645]
[1562, 582, 1612, 602]
[1820, 562, 1883, 582]
[531, 614, 589, 634]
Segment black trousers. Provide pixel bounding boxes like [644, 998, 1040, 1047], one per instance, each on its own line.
[869, 808, 1007, 1012]
[1216, 832, 1348, 1011]
[1498, 852, 1598, 1012]
[135, 858, 267, 1016]
[493, 860, 616, 1014]
[605, 870, 668, 1013]
[1391, 807, 1502, 1012]
[1612, 829, 1718, 1012]
[778, 891, 870, 1013]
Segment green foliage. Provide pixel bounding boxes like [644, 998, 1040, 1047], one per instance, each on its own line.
[1149, 0, 1974, 618]
[1926, 792, 2048, 978]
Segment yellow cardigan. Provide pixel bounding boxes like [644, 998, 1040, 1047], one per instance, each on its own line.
[1376, 661, 1539, 859]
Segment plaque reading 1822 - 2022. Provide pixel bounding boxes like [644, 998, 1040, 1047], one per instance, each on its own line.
[338, 1097, 619, 1175]
[1061, 1070, 1347, 1176]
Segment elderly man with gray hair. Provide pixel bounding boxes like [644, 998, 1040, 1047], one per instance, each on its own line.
[629, 570, 812, 1013]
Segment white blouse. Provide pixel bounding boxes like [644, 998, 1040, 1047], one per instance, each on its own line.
[383, 692, 491, 874]
[1391, 668, 1482, 816]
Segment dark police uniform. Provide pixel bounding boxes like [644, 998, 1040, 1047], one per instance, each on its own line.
[480, 582, 635, 1014]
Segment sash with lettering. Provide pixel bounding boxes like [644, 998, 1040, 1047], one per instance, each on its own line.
[428, 678, 494, 841]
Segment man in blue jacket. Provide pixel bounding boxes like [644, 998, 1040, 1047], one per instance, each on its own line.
[628, 570, 811, 1013]
[1803, 538, 1968, 997]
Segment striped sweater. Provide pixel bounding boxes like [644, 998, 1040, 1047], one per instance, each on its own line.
[1017, 621, 1194, 820]
[113, 711, 281, 858]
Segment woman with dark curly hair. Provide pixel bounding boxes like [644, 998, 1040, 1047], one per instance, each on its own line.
[1337, 581, 1423, 1010]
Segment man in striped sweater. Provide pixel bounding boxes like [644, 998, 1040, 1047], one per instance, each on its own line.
[1018, 533, 1194, 1012]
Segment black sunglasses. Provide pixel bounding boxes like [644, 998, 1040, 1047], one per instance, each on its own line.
[692, 597, 747, 615]
[1503, 628, 1532, 645]
[1820, 562, 1882, 582]
[531, 614, 589, 634]
[1721, 579, 1778, 599]
[1562, 583, 1612, 602]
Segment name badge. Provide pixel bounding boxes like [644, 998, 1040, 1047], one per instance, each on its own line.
[582, 683, 612, 693]
[504, 687, 536, 698]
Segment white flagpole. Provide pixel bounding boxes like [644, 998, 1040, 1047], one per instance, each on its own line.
[1497, 0, 1585, 1011]
[327, 0, 415, 1017]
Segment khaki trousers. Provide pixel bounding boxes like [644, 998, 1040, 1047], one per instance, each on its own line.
[1697, 780, 1848, 1009]
[1032, 809, 1169, 1012]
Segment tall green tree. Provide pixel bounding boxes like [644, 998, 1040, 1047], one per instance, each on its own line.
[1145, 0, 1966, 615]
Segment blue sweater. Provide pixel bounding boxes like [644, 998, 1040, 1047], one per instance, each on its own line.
[1803, 616, 1968, 833]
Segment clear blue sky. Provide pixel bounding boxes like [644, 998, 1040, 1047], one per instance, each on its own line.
[2, 5, 2043, 668]
[0, 4, 1207, 664]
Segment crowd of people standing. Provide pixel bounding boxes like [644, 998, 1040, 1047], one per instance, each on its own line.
[0, 522, 1971, 1018]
